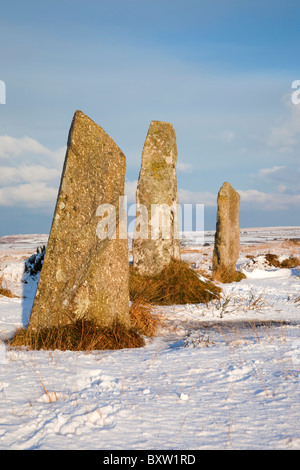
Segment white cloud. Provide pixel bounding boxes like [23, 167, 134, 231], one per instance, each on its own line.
[255, 164, 300, 195]
[0, 136, 51, 159]
[258, 165, 286, 176]
[177, 183, 300, 213]
[126, 182, 300, 213]
[0, 135, 66, 165]
[0, 183, 58, 208]
[199, 130, 236, 144]
[178, 189, 216, 207]
[177, 162, 193, 172]
[266, 94, 300, 153]
[238, 189, 300, 211]
[125, 180, 138, 204]
[125, 182, 300, 213]
[238, 189, 272, 203]
[0, 165, 60, 185]
[49, 146, 67, 166]
[0, 135, 65, 209]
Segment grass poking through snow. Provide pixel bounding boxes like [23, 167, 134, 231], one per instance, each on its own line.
[129, 259, 221, 306]
[10, 319, 146, 351]
[9, 301, 167, 351]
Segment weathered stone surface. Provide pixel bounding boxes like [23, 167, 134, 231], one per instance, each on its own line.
[132, 120, 181, 277]
[28, 110, 130, 330]
[212, 181, 243, 282]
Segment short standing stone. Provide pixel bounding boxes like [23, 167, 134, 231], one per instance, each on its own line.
[212, 181, 244, 282]
[132, 120, 181, 277]
[28, 110, 131, 330]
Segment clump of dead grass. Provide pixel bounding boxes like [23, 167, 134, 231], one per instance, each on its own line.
[212, 267, 246, 284]
[0, 286, 14, 298]
[129, 258, 221, 305]
[9, 301, 166, 351]
[10, 319, 145, 351]
[0, 274, 15, 298]
[265, 253, 299, 269]
[129, 302, 167, 337]
[281, 257, 300, 268]
[283, 238, 300, 247]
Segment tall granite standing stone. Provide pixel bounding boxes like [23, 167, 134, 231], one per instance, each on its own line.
[28, 110, 131, 330]
[212, 181, 244, 282]
[132, 120, 181, 277]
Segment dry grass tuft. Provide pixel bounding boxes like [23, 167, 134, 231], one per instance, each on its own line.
[9, 301, 167, 351]
[265, 253, 281, 267]
[10, 319, 145, 351]
[0, 274, 15, 298]
[129, 302, 167, 337]
[283, 238, 300, 247]
[280, 257, 300, 268]
[0, 286, 14, 298]
[265, 253, 299, 269]
[294, 294, 300, 303]
[129, 258, 221, 305]
[194, 267, 211, 278]
[212, 267, 246, 284]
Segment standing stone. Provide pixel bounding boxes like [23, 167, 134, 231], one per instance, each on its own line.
[132, 120, 180, 277]
[28, 110, 131, 330]
[212, 181, 244, 282]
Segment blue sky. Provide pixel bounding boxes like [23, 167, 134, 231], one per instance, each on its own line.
[0, 0, 300, 236]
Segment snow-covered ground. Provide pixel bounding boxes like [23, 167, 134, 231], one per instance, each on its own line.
[0, 227, 299, 450]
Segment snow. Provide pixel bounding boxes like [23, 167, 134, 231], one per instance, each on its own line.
[0, 227, 299, 450]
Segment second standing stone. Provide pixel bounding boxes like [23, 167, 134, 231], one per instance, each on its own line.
[132, 121, 181, 276]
